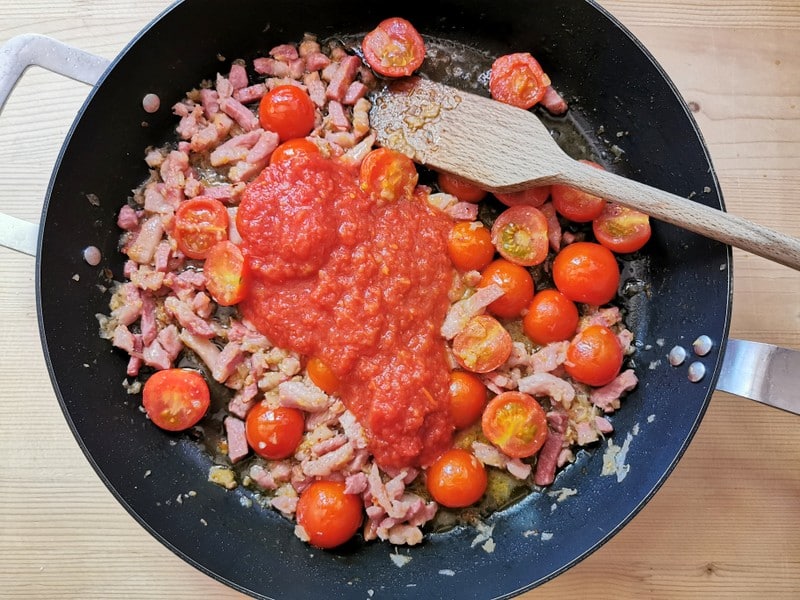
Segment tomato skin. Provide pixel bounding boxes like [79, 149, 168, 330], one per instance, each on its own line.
[552, 242, 620, 306]
[592, 202, 652, 254]
[489, 52, 551, 109]
[551, 160, 607, 222]
[258, 85, 316, 142]
[447, 221, 495, 272]
[495, 186, 550, 208]
[426, 448, 487, 508]
[269, 138, 320, 166]
[481, 391, 548, 458]
[449, 371, 488, 429]
[307, 357, 340, 395]
[142, 369, 210, 432]
[245, 403, 305, 460]
[490, 205, 549, 267]
[296, 481, 363, 549]
[362, 17, 426, 78]
[204, 241, 249, 306]
[522, 289, 579, 345]
[452, 314, 513, 373]
[359, 147, 418, 204]
[478, 258, 535, 318]
[174, 197, 229, 260]
[565, 324, 623, 387]
[438, 172, 487, 203]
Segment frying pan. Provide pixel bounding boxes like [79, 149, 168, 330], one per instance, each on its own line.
[0, 1, 797, 598]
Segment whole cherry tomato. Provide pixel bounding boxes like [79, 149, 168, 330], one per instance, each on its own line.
[245, 403, 305, 460]
[426, 448, 488, 508]
[565, 324, 623, 387]
[552, 242, 620, 306]
[259, 85, 316, 142]
[296, 481, 363, 549]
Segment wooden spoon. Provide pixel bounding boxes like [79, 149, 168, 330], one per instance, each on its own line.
[368, 77, 800, 270]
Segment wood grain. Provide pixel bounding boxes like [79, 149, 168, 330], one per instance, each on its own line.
[1, 2, 799, 599]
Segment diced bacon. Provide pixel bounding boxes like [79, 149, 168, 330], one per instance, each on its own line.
[245, 130, 280, 163]
[426, 192, 458, 213]
[174, 103, 206, 140]
[541, 85, 569, 115]
[304, 51, 331, 72]
[228, 63, 249, 90]
[184, 175, 202, 198]
[160, 150, 189, 189]
[303, 71, 327, 108]
[112, 324, 136, 354]
[144, 148, 165, 168]
[301, 441, 354, 477]
[507, 458, 532, 480]
[111, 283, 143, 326]
[127, 355, 143, 377]
[270, 43, 299, 62]
[249, 464, 278, 490]
[351, 98, 371, 139]
[326, 55, 361, 102]
[304, 399, 346, 431]
[126, 216, 164, 264]
[165, 296, 216, 337]
[311, 434, 348, 456]
[342, 81, 368, 105]
[179, 329, 221, 369]
[595, 415, 614, 434]
[590, 369, 638, 413]
[441, 284, 505, 339]
[534, 430, 564, 486]
[322, 130, 356, 149]
[220, 96, 260, 131]
[216, 74, 233, 100]
[298, 37, 321, 57]
[530, 341, 569, 374]
[153, 240, 172, 272]
[203, 183, 242, 203]
[117, 205, 139, 230]
[339, 410, 368, 449]
[228, 382, 258, 419]
[575, 421, 599, 446]
[233, 83, 268, 104]
[518, 372, 576, 408]
[444, 201, 479, 221]
[157, 325, 183, 360]
[140, 293, 157, 345]
[539, 202, 562, 252]
[213, 341, 245, 383]
[472, 441, 506, 468]
[579, 306, 621, 330]
[229, 159, 268, 183]
[210, 130, 263, 166]
[344, 472, 368, 495]
[272, 493, 299, 516]
[288, 58, 305, 79]
[327, 100, 350, 131]
[546, 410, 569, 434]
[199, 88, 220, 118]
[618, 329, 634, 354]
[278, 380, 330, 412]
[143, 339, 171, 370]
[338, 132, 376, 167]
[386, 524, 424, 546]
[191, 112, 234, 153]
[225, 416, 249, 463]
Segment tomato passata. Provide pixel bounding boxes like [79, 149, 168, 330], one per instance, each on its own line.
[142, 369, 210, 431]
[362, 17, 426, 77]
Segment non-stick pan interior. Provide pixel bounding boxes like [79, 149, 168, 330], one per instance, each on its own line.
[36, 1, 731, 598]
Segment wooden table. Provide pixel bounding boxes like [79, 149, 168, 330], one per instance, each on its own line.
[1, 1, 798, 598]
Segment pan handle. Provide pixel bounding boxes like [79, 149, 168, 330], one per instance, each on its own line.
[0, 34, 110, 256]
[717, 339, 800, 416]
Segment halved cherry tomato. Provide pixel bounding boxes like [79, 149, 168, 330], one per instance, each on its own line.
[447, 221, 495, 272]
[142, 369, 210, 432]
[359, 147, 418, 203]
[269, 137, 321, 166]
[565, 324, 623, 387]
[361, 17, 426, 78]
[522, 288, 579, 345]
[551, 160, 607, 222]
[438, 172, 487, 203]
[478, 258, 535, 318]
[296, 481, 363, 549]
[495, 186, 550, 208]
[245, 403, 305, 460]
[452, 314, 513, 373]
[489, 52, 551, 109]
[307, 357, 340, 395]
[204, 240, 249, 306]
[491, 205, 549, 267]
[426, 448, 487, 508]
[449, 371, 488, 429]
[174, 196, 229, 259]
[259, 84, 316, 142]
[552, 242, 620, 306]
[481, 391, 548, 458]
[593, 202, 652, 254]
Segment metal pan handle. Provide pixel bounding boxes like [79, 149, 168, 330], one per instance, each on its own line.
[0, 34, 110, 256]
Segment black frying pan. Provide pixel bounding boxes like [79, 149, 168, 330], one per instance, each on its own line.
[30, 0, 729, 598]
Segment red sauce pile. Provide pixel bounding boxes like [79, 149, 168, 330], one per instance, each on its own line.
[236, 155, 455, 468]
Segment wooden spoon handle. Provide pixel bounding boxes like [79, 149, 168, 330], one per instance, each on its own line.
[563, 160, 800, 270]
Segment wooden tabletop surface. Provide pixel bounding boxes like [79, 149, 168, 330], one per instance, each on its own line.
[1, 1, 799, 598]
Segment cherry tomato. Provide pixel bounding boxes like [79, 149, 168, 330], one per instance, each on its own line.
[449, 371, 488, 429]
[495, 186, 550, 208]
[552, 242, 620, 306]
[522, 289, 579, 345]
[204, 240, 249, 306]
[565, 324, 623, 387]
[296, 481, 363, 549]
[551, 160, 607, 222]
[447, 221, 495, 272]
[142, 369, 210, 432]
[592, 202, 652, 254]
[452, 314, 513, 373]
[489, 52, 551, 109]
[478, 258, 535, 318]
[269, 138, 321, 166]
[307, 357, 340, 395]
[361, 17, 426, 78]
[426, 448, 487, 508]
[174, 196, 229, 260]
[258, 85, 316, 142]
[491, 205, 549, 267]
[481, 391, 548, 458]
[245, 403, 305, 460]
[438, 172, 487, 203]
[359, 147, 418, 203]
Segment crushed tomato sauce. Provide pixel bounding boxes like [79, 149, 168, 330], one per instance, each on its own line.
[236, 154, 455, 468]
